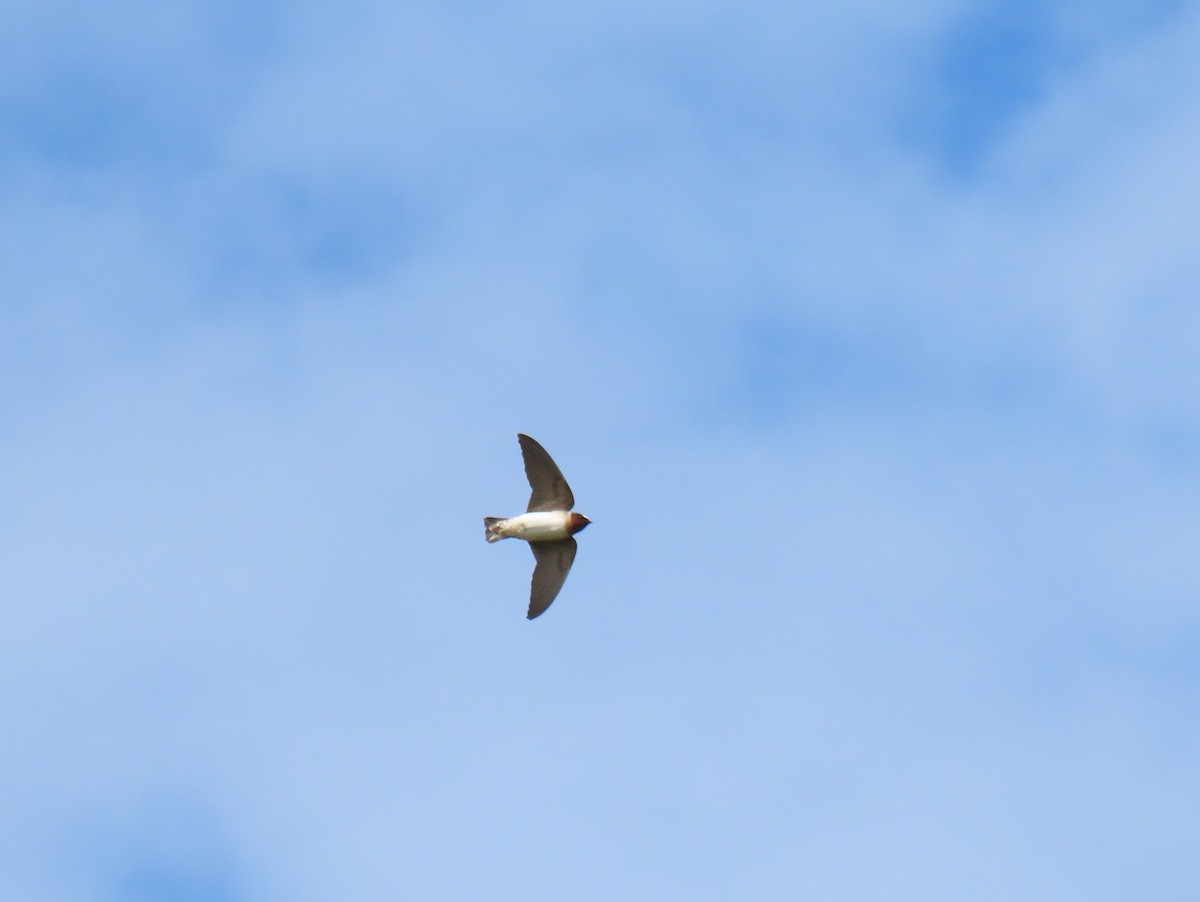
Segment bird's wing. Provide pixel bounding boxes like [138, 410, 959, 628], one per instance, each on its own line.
[528, 537, 577, 619]
[519, 433, 574, 512]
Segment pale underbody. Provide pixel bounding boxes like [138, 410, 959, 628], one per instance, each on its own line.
[489, 511, 574, 542]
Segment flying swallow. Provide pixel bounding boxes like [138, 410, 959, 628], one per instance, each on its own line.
[484, 434, 591, 619]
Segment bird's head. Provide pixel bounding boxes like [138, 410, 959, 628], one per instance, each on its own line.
[569, 513, 591, 534]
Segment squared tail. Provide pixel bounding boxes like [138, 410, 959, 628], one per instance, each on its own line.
[483, 517, 505, 542]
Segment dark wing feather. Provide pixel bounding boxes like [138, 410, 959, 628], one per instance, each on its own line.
[528, 538, 577, 619]
[518, 434, 574, 512]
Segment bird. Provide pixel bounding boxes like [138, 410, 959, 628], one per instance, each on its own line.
[484, 434, 591, 619]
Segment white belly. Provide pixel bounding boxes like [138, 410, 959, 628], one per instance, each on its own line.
[498, 511, 572, 541]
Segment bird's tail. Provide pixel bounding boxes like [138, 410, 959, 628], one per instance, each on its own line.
[483, 517, 505, 543]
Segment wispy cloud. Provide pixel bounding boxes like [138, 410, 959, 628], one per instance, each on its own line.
[2, 2, 1199, 899]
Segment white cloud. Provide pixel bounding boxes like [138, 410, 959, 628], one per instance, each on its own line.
[2, 2, 1199, 899]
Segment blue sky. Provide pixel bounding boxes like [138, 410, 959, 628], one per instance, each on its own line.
[3, 1, 1199, 899]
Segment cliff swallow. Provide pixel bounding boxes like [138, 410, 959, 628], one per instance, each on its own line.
[484, 434, 591, 619]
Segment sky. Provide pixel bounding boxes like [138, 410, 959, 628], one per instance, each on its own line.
[2, 1, 1199, 899]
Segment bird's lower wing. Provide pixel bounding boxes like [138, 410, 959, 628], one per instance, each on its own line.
[528, 537, 577, 619]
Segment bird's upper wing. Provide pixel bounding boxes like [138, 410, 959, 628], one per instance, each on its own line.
[518, 433, 574, 512]
[528, 537, 577, 619]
